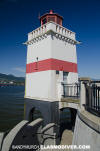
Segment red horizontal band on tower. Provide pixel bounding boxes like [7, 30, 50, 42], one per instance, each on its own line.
[26, 58, 78, 73]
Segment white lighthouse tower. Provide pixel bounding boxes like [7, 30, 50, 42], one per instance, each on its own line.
[24, 10, 79, 125]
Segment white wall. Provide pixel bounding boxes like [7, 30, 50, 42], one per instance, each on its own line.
[51, 35, 78, 84]
[67, 72, 78, 83]
[73, 115, 100, 151]
[51, 36, 77, 63]
[26, 70, 59, 101]
[26, 71, 52, 100]
[25, 22, 78, 101]
[27, 35, 52, 64]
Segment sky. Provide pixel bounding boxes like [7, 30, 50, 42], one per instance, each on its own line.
[0, 0, 100, 78]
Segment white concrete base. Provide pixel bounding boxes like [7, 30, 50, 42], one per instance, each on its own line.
[72, 112, 100, 151]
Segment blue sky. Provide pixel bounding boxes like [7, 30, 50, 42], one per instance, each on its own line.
[0, 0, 100, 78]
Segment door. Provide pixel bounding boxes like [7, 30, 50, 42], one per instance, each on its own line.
[63, 72, 68, 96]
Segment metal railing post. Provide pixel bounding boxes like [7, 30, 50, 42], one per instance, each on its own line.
[80, 81, 86, 110]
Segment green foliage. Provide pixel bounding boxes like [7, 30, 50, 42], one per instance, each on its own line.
[0, 73, 25, 84]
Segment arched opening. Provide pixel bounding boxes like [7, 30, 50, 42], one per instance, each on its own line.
[29, 107, 43, 122]
[60, 107, 77, 144]
[60, 108, 71, 138]
[70, 108, 77, 130]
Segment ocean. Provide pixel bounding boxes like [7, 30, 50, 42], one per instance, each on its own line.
[0, 86, 24, 132]
[0, 85, 71, 132]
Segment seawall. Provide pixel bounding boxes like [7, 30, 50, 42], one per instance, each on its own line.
[72, 109, 100, 151]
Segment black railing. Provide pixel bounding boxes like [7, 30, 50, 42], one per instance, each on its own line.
[85, 83, 100, 117]
[62, 83, 80, 98]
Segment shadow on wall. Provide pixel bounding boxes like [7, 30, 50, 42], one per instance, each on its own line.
[0, 119, 60, 151]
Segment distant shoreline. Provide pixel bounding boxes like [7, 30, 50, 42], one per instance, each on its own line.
[0, 84, 25, 87]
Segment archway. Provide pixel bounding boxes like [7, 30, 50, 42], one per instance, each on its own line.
[29, 107, 43, 122]
[70, 108, 77, 129]
[60, 107, 77, 144]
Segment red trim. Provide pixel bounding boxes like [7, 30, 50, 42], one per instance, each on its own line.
[26, 58, 78, 73]
[40, 13, 63, 20]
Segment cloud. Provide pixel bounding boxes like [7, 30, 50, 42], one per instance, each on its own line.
[12, 67, 25, 73]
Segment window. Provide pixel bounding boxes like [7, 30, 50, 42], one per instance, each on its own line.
[56, 70, 59, 74]
[42, 18, 47, 25]
[57, 17, 61, 25]
[48, 17, 55, 22]
[63, 71, 68, 81]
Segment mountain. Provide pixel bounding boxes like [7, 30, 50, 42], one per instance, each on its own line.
[0, 73, 25, 82]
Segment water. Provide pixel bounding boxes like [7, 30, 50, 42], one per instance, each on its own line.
[0, 86, 25, 132]
[0, 86, 72, 132]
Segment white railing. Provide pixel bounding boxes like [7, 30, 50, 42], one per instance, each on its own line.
[62, 83, 80, 98]
[28, 21, 75, 41]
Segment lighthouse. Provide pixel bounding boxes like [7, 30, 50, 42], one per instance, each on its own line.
[24, 10, 79, 125]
